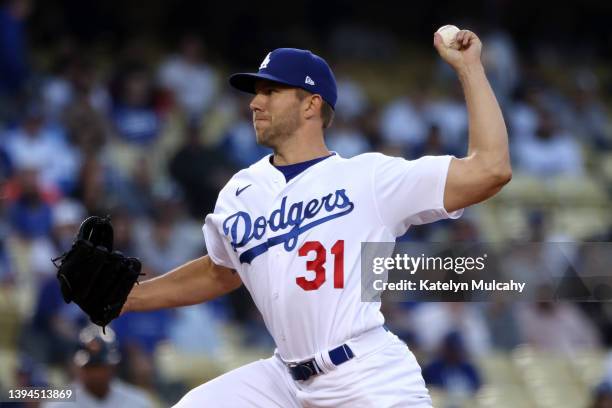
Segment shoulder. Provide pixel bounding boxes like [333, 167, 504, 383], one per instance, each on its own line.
[349, 152, 388, 162]
[338, 152, 393, 168]
[217, 155, 271, 200]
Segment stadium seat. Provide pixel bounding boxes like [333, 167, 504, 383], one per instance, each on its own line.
[551, 207, 611, 239]
[597, 153, 612, 184]
[548, 176, 609, 206]
[0, 348, 18, 389]
[567, 349, 606, 389]
[473, 384, 536, 408]
[0, 286, 21, 349]
[493, 174, 550, 206]
[476, 352, 522, 387]
[154, 324, 273, 389]
[511, 345, 590, 408]
[154, 341, 224, 388]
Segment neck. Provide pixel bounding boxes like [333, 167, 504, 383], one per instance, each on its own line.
[271, 126, 329, 166]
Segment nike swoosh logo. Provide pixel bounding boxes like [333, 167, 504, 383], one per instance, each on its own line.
[236, 184, 252, 196]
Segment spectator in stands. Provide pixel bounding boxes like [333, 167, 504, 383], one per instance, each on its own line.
[0, 0, 30, 122]
[167, 303, 224, 354]
[517, 299, 601, 354]
[41, 325, 154, 408]
[64, 102, 109, 158]
[157, 33, 219, 120]
[12, 199, 86, 309]
[514, 108, 584, 177]
[6, 168, 54, 240]
[43, 54, 111, 123]
[568, 70, 611, 150]
[411, 303, 492, 357]
[108, 206, 137, 254]
[24, 273, 86, 366]
[0, 355, 48, 408]
[485, 299, 522, 351]
[325, 117, 371, 158]
[72, 156, 126, 216]
[480, 28, 520, 109]
[25, 222, 87, 365]
[414, 125, 451, 157]
[134, 199, 202, 276]
[111, 307, 172, 391]
[112, 156, 156, 217]
[168, 122, 234, 217]
[379, 89, 428, 151]
[3, 104, 79, 192]
[111, 64, 161, 145]
[58, 56, 112, 157]
[424, 83, 468, 153]
[219, 100, 271, 167]
[422, 331, 481, 400]
[334, 77, 368, 122]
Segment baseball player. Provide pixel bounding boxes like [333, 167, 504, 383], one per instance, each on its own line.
[41, 325, 153, 408]
[121, 29, 510, 407]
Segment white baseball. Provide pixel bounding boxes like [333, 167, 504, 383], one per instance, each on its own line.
[436, 25, 460, 49]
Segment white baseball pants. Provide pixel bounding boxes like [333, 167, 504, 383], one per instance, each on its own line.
[173, 327, 432, 407]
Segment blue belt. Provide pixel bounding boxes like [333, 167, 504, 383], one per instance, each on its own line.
[287, 344, 355, 381]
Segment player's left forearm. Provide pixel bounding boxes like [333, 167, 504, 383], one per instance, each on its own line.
[458, 62, 511, 183]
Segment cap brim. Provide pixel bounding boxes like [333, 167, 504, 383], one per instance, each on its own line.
[229, 72, 295, 94]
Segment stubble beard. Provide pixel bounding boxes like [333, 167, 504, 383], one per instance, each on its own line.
[255, 106, 302, 148]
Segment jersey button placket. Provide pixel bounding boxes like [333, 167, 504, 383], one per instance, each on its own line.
[267, 179, 288, 347]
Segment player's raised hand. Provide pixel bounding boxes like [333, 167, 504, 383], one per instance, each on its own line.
[433, 29, 482, 72]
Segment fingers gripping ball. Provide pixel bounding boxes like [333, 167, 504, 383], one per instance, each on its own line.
[52, 216, 144, 331]
[436, 25, 461, 49]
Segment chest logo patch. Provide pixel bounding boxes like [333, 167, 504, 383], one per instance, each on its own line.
[222, 189, 354, 264]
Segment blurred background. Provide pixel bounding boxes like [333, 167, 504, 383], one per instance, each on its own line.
[0, 0, 611, 406]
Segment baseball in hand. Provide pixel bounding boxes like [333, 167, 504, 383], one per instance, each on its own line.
[436, 25, 460, 49]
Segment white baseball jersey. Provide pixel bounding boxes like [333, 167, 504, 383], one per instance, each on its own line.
[203, 152, 462, 362]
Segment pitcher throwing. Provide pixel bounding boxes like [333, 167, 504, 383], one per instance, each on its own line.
[122, 28, 511, 407]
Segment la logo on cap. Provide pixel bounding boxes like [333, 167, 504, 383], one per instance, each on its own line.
[259, 53, 271, 69]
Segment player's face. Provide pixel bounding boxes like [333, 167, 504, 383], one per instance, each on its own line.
[250, 80, 303, 147]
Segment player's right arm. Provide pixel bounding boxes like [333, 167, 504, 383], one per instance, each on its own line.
[122, 255, 241, 314]
[433, 29, 512, 213]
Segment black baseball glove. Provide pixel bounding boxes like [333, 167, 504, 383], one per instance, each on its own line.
[52, 215, 143, 331]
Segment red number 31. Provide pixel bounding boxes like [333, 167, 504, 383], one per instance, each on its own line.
[296, 240, 344, 291]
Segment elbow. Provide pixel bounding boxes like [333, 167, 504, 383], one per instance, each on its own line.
[482, 161, 512, 192]
[493, 165, 512, 188]
[487, 152, 513, 187]
[480, 167, 511, 202]
[471, 151, 512, 189]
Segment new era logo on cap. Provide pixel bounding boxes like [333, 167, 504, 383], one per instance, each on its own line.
[228, 48, 338, 109]
[259, 53, 271, 70]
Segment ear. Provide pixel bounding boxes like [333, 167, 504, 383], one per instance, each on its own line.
[303, 94, 323, 121]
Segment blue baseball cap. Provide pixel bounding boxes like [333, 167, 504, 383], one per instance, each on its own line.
[229, 48, 337, 109]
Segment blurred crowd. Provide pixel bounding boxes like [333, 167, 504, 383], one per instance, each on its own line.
[1, 0, 612, 406]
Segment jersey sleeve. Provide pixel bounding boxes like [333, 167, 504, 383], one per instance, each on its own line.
[372, 154, 463, 236]
[202, 195, 237, 270]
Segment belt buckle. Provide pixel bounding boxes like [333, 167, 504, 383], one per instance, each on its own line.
[288, 359, 318, 381]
